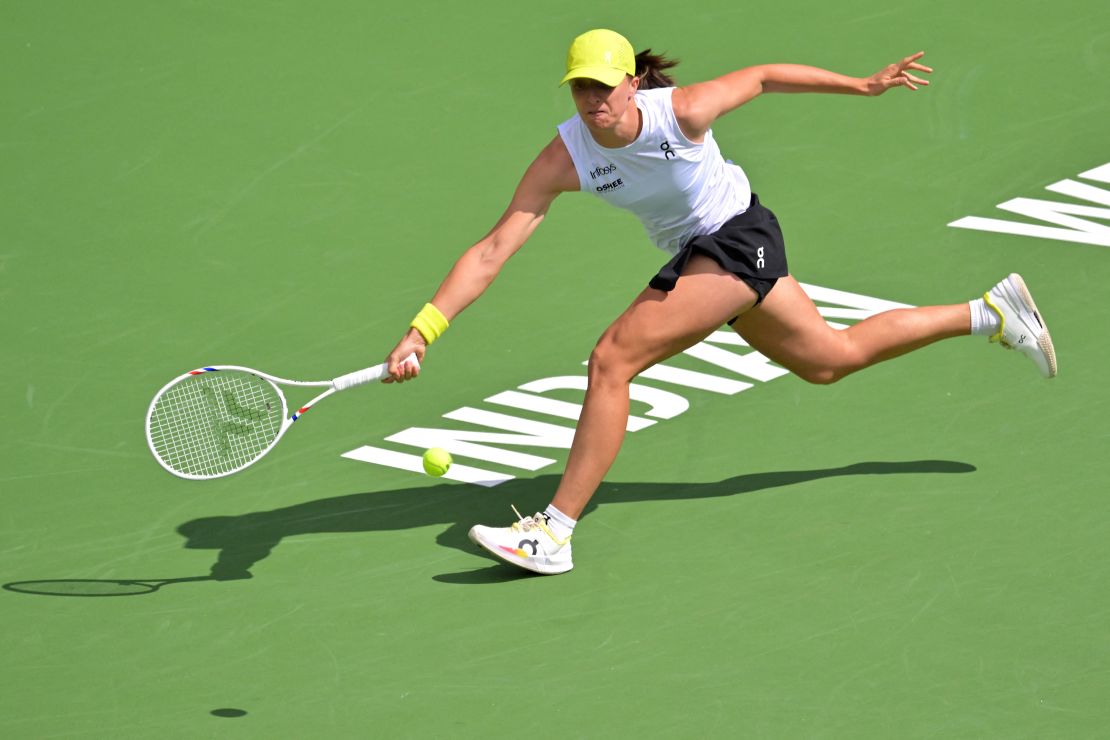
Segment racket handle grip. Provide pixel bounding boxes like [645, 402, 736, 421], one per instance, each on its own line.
[331, 353, 419, 391]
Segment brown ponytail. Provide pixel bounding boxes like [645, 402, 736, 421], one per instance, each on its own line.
[635, 49, 679, 89]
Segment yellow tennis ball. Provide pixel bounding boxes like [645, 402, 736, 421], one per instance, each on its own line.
[422, 447, 452, 477]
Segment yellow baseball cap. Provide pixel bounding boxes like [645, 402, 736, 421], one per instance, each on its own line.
[560, 29, 635, 87]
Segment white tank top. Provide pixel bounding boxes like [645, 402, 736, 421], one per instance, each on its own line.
[556, 87, 752, 255]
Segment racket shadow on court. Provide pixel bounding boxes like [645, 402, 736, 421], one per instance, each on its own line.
[2, 460, 974, 596]
[3, 576, 213, 597]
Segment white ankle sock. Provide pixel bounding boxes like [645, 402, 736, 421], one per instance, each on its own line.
[543, 504, 576, 541]
[969, 297, 1000, 336]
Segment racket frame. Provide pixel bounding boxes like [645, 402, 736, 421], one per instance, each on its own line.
[145, 358, 409, 480]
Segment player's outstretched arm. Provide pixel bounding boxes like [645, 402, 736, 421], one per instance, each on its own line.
[385, 136, 579, 381]
[673, 52, 933, 140]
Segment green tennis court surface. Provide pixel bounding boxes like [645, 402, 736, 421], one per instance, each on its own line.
[3, 1, 1108, 736]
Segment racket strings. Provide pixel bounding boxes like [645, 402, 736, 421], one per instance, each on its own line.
[149, 372, 283, 477]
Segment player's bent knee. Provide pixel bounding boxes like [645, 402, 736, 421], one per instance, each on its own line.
[785, 338, 865, 385]
[587, 338, 637, 387]
[791, 364, 847, 385]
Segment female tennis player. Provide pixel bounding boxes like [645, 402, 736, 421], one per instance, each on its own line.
[386, 29, 1056, 575]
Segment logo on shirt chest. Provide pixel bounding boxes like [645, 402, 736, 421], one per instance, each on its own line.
[589, 163, 617, 179]
[596, 178, 625, 193]
[590, 162, 625, 194]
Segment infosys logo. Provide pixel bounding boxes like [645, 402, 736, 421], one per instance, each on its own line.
[589, 163, 617, 179]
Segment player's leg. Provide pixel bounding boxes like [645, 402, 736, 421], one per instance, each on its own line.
[730, 276, 970, 384]
[468, 255, 758, 574]
[732, 273, 1056, 383]
[551, 258, 759, 519]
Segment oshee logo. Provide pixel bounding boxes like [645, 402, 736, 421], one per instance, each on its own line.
[596, 178, 625, 193]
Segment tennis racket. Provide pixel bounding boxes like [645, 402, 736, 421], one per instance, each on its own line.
[145, 355, 417, 480]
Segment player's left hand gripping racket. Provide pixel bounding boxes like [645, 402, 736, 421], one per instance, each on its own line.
[145, 355, 416, 480]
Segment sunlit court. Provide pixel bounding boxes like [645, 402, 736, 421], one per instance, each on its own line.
[3, 1, 1108, 736]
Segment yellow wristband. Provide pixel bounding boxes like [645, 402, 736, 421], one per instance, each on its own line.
[410, 303, 450, 345]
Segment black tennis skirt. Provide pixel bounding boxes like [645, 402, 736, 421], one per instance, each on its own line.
[648, 193, 789, 305]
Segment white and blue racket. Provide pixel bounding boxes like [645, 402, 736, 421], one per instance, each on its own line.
[145, 355, 417, 480]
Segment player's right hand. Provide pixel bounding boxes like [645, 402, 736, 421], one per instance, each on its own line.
[384, 328, 426, 383]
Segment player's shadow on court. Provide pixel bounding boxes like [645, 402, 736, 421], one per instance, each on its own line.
[2, 461, 974, 596]
[171, 459, 974, 585]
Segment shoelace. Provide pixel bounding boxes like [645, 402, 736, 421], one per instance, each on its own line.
[508, 505, 568, 548]
[509, 504, 541, 533]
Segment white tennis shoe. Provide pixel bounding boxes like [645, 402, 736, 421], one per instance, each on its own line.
[983, 273, 1057, 378]
[468, 506, 573, 575]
